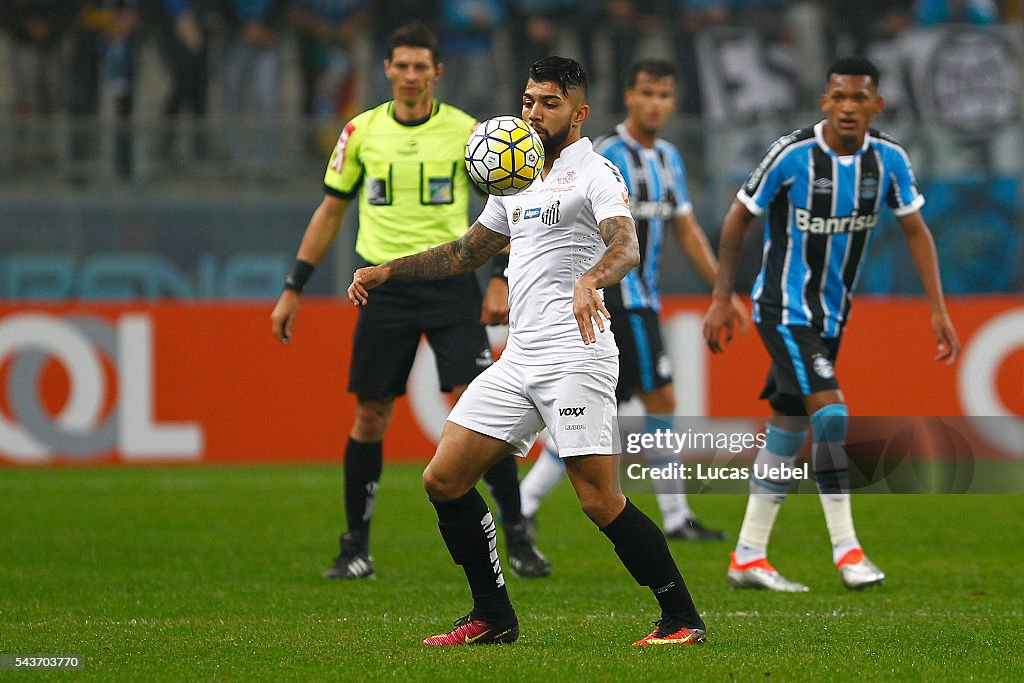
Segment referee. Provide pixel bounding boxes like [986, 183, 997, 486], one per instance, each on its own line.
[271, 22, 549, 581]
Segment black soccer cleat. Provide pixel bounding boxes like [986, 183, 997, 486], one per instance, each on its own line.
[504, 520, 551, 578]
[665, 518, 727, 542]
[323, 532, 375, 580]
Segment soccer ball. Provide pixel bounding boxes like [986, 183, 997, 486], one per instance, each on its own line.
[465, 116, 545, 196]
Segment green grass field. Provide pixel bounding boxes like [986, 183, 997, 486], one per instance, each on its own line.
[2, 464, 1022, 681]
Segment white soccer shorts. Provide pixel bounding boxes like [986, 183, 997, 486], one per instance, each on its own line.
[447, 355, 621, 458]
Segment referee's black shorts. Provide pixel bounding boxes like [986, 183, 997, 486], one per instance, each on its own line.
[609, 306, 672, 403]
[756, 322, 842, 416]
[348, 260, 492, 399]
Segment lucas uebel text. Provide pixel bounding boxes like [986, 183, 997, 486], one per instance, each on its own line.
[625, 461, 810, 482]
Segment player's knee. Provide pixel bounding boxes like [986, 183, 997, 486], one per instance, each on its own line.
[765, 422, 807, 457]
[810, 403, 848, 443]
[422, 463, 463, 502]
[352, 399, 394, 441]
[578, 491, 622, 527]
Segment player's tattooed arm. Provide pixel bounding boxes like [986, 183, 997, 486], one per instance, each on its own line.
[347, 222, 510, 306]
[585, 215, 640, 288]
[572, 215, 639, 345]
[388, 222, 510, 280]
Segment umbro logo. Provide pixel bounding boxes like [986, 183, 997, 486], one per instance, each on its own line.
[558, 407, 586, 417]
[813, 177, 832, 194]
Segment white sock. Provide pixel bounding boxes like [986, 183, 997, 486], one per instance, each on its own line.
[734, 440, 798, 564]
[735, 494, 784, 564]
[520, 447, 565, 519]
[819, 492, 860, 564]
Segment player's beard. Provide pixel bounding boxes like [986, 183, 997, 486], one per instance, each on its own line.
[541, 120, 571, 155]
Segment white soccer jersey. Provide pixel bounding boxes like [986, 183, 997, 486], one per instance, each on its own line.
[477, 137, 633, 365]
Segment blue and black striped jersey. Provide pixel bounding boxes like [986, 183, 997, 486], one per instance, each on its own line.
[595, 124, 693, 312]
[738, 121, 924, 336]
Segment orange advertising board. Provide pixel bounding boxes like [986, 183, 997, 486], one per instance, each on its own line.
[0, 297, 1021, 465]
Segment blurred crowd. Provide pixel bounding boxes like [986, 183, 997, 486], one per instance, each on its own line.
[1, 0, 1020, 179]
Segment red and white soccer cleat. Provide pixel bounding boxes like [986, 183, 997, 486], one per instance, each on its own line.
[422, 614, 519, 647]
[837, 548, 885, 590]
[727, 552, 810, 592]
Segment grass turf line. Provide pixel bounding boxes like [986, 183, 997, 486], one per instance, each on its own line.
[1, 464, 1021, 681]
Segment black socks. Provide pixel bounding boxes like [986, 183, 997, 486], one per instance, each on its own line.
[432, 489, 516, 625]
[601, 499, 704, 629]
[344, 438, 383, 547]
[482, 454, 524, 526]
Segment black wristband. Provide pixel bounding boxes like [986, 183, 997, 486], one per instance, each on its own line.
[283, 259, 315, 293]
[490, 252, 509, 280]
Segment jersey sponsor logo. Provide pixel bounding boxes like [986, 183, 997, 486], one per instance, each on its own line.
[524, 207, 541, 220]
[812, 354, 835, 379]
[329, 121, 356, 173]
[794, 208, 879, 235]
[564, 424, 586, 431]
[813, 177, 833, 194]
[632, 200, 675, 220]
[559, 406, 586, 417]
[475, 348, 493, 368]
[541, 199, 560, 225]
[558, 170, 577, 184]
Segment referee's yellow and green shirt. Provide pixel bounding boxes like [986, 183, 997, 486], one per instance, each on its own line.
[324, 100, 477, 265]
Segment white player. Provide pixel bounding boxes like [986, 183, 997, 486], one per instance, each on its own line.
[347, 56, 706, 647]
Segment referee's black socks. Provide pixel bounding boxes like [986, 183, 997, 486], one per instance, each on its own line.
[482, 454, 524, 526]
[432, 489, 516, 626]
[344, 438, 383, 547]
[601, 499, 704, 629]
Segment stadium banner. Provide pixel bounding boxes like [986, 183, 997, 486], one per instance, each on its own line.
[0, 297, 1021, 466]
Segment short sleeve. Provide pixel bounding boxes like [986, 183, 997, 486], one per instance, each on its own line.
[885, 146, 925, 217]
[590, 158, 633, 224]
[597, 143, 634, 196]
[323, 118, 364, 198]
[737, 135, 794, 216]
[476, 195, 509, 236]
[665, 145, 693, 217]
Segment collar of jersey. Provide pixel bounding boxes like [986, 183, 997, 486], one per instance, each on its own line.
[388, 99, 440, 127]
[814, 119, 871, 157]
[615, 122, 658, 153]
[549, 137, 592, 172]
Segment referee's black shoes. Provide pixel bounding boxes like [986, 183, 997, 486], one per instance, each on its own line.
[504, 520, 552, 578]
[323, 532, 375, 580]
[665, 518, 727, 542]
